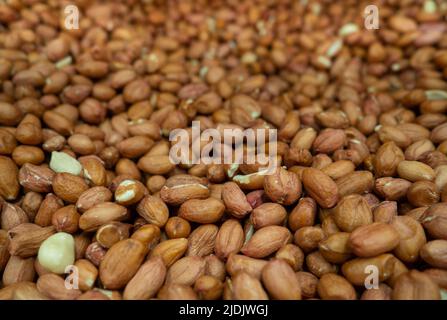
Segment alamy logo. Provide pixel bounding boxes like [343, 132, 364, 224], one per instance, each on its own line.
[169, 121, 278, 175]
[364, 265, 379, 290]
[64, 265, 79, 290]
[364, 5, 380, 30]
[64, 5, 80, 30]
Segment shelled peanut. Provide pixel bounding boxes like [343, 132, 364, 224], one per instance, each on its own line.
[0, 0, 447, 301]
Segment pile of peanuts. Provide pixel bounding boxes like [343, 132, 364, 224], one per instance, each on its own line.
[0, 0, 447, 300]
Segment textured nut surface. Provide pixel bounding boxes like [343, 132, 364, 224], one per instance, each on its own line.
[251, 202, 287, 229]
[391, 216, 427, 263]
[114, 179, 145, 206]
[76, 186, 113, 212]
[37, 274, 81, 300]
[397, 161, 435, 182]
[19, 163, 55, 193]
[232, 272, 268, 300]
[0, 156, 19, 200]
[178, 198, 225, 224]
[79, 202, 128, 232]
[263, 167, 302, 205]
[52, 173, 89, 203]
[333, 195, 373, 232]
[421, 203, 447, 240]
[348, 223, 400, 257]
[420, 240, 447, 269]
[136, 195, 169, 227]
[222, 182, 252, 218]
[374, 142, 404, 177]
[392, 270, 441, 300]
[166, 256, 206, 286]
[262, 259, 301, 300]
[99, 239, 147, 290]
[302, 168, 338, 208]
[123, 257, 166, 300]
[150, 238, 188, 267]
[319, 232, 352, 264]
[2, 256, 35, 286]
[241, 226, 292, 258]
[186, 224, 218, 257]
[341, 254, 396, 286]
[160, 177, 209, 206]
[317, 273, 356, 300]
[215, 219, 244, 259]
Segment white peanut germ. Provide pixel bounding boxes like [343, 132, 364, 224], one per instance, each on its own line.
[38, 232, 75, 274]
